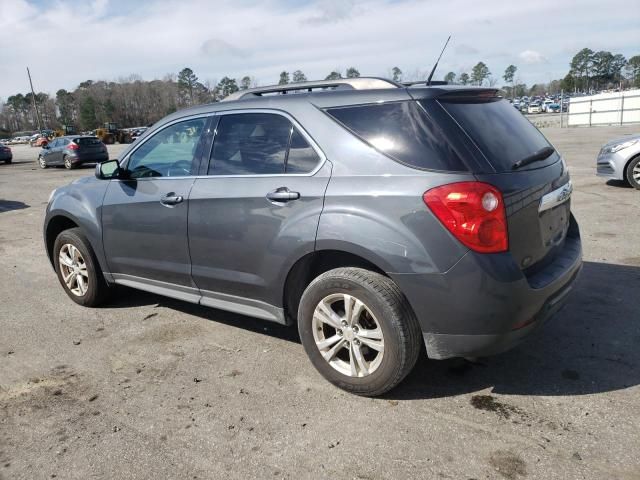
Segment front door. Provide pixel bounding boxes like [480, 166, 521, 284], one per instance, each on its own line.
[188, 112, 331, 313]
[102, 116, 209, 295]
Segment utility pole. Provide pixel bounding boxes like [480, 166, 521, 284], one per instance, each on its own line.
[26, 67, 43, 132]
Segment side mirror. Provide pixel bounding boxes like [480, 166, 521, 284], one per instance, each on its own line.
[95, 159, 121, 180]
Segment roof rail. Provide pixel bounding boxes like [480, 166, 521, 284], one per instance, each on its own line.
[402, 80, 449, 87]
[223, 77, 403, 101]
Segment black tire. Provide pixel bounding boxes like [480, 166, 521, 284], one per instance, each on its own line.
[53, 228, 109, 307]
[298, 267, 422, 396]
[38, 156, 47, 169]
[63, 155, 74, 169]
[625, 156, 640, 190]
[4, 159, 11, 164]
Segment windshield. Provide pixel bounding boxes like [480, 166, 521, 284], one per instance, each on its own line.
[435, 97, 557, 172]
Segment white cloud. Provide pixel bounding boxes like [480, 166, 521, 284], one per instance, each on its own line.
[518, 50, 548, 64]
[0, 0, 638, 98]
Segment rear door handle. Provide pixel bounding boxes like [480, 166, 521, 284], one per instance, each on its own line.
[266, 187, 300, 202]
[160, 192, 184, 206]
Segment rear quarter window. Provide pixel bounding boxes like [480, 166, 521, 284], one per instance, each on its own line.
[325, 101, 466, 172]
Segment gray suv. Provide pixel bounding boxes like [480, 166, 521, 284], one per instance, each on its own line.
[44, 78, 582, 396]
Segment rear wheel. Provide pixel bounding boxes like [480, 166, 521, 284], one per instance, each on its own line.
[53, 228, 109, 307]
[625, 156, 640, 190]
[63, 155, 74, 169]
[298, 267, 421, 396]
[4, 159, 11, 164]
[38, 155, 47, 169]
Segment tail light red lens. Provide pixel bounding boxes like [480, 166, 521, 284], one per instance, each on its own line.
[423, 182, 508, 253]
[68, 143, 79, 150]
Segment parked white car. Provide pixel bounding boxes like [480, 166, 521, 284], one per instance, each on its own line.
[528, 103, 542, 114]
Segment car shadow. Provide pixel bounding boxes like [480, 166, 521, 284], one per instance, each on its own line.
[105, 286, 300, 344]
[390, 260, 640, 399]
[104, 260, 639, 397]
[606, 179, 632, 189]
[0, 200, 30, 213]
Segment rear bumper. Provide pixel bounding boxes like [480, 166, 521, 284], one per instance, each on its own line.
[391, 216, 582, 359]
[69, 153, 109, 164]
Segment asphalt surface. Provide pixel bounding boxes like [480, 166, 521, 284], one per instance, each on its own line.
[1, 126, 639, 480]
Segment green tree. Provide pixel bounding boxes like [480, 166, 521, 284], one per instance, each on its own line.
[391, 66, 403, 82]
[459, 72, 470, 85]
[346, 67, 360, 78]
[503, 64, 517, 97]
[240, 76, 252, 90]
[560, 73, 576, 92]
[569, 48, 594, 91]
[56, 89, 75, 124]
[471, 62, 490, 86]
[444, 71, 456, 83]
[177, 67, 198, 105]
[216, 77, 239, 98]
[292, 70, 307, 83]
[278, 71, 290, 85]
[79, 96, 97, 129]
[611, 54, 627, 83]
[626, 55, 640, 87]
[325, 71, 342, 80]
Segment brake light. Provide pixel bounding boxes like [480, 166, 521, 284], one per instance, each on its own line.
[68, 143, 79, 150]
[423, 182, 508, 253]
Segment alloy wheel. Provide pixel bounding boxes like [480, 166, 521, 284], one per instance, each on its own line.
[312, 293, 384, 378]
[39, 156, 46, 168]
[58, 243, 89, 296]
[633, 162, 640, 184]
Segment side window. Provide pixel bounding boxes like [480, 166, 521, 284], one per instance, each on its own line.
[209, 113, 291, 175]
[326, 101, 466, 172]
[49, 139, 58, 148]
[285, 128, 321, 173]
[127, 118, 206, 178]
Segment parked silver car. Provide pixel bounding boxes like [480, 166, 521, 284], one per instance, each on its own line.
[596, 134, 640, 189]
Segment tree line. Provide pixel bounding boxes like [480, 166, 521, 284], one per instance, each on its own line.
[1, 48, 639, 135]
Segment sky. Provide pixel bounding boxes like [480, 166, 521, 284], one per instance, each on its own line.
[0, 0, 639, 98]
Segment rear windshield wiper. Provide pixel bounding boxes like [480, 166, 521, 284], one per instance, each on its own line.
[512, 146, 555, 170]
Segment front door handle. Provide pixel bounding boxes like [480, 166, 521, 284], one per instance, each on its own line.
[266, 187, 300, 203]
[160, 192, 184, 206]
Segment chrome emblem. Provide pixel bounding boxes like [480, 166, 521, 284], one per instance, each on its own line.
[539, 181, 573, 213]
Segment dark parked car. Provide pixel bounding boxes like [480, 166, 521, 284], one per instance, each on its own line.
[44, 78, 582, 396]
[0, 144, 12, 163]
[38, 136, 108, 169]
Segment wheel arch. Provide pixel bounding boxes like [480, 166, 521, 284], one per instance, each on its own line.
[282, 247, 390, 324]
[45, 214, 80, 268]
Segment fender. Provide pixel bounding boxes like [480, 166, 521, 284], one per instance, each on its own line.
[44, 177, 111, 280]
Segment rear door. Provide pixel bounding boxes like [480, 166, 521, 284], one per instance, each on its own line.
[101, 116, 209, 293]
[188, 111, 331, 313]
[427, 93, 572, 272]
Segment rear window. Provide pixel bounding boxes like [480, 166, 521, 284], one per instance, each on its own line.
[437, 97, 554, 172]
[74, 137, 102, 146]
[325, 101, 466, 172]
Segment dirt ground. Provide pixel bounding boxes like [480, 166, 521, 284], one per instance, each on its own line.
[1, 125, 639, 479]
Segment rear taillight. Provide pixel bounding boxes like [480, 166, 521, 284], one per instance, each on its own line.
[68, 143, 79, 150]
[423, 182, 508, 253]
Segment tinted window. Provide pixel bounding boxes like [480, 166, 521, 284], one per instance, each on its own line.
[286, 128, 321, 173]
[437, 97, 554, 172]
[127, 118, 206, 178]
[209, 113, 290, 175]
[49, 139, 59, 148]
[326, 101, 466, 171]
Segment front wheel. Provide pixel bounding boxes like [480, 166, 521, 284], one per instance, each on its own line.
[625, 156, 640, 190]
[38, 156, 47, 169]
[4, 159, 11, 164]
[298, 267, 422, 396]
[53, 228, 109, 307]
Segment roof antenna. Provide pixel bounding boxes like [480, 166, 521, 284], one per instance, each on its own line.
[426, 35, 451, 86]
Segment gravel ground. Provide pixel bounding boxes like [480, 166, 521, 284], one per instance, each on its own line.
[1, 126, 639, 480]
